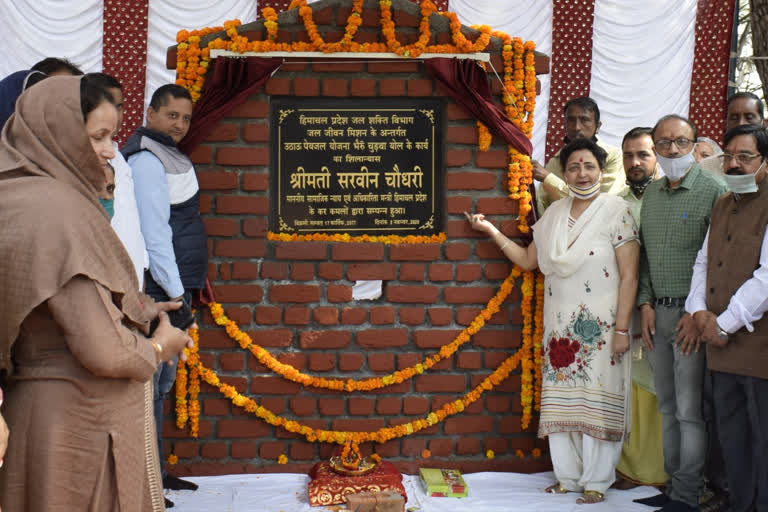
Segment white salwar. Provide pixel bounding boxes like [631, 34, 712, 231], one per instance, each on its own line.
[549, 432, 623, 493]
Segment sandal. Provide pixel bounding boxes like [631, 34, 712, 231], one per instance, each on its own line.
[545, 483, 570, 494]
[576, 490, 605, 504]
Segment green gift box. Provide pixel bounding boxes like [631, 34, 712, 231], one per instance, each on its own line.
[419, 468, 468, 498]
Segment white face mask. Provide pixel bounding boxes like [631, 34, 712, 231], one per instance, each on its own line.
[723, 160, 764, 194]
[567, 178, 601, 200]
[656, 151, 696, 182]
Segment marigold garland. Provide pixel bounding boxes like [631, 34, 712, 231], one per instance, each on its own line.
[533, 272, 545, 410]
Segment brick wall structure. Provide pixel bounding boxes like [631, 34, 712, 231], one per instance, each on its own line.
[165, 0, 551, 477]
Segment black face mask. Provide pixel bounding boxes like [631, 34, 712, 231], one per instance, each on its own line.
[627, 174, 654, 197]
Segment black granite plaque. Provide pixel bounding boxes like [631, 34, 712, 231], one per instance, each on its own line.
[269, 97, 445, 236]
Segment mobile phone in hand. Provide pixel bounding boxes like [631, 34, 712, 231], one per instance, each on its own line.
[148, 298, 195, 336]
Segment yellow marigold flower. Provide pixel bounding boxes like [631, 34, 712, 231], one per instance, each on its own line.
[421, 449, 431, 459]
[532, 448, 541, 458]
[277, 454, 287, 464]
[168, 454, 178, 465]
[486, 449, 495, 459]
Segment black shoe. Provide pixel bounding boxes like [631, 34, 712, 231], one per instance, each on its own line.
[634, 493, 670, 507]
[163, 474, 199, 491]
[165, 497, 175, 508]
[654, 499, 697, 512]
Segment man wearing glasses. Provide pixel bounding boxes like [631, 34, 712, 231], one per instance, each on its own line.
[634, 115, 727, 512]
[685, 124, 768, 512]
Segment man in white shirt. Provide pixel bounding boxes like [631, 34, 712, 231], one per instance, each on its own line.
[685, 124, 768, 512]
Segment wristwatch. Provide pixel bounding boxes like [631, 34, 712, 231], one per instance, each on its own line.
[716, 321, 729, 341]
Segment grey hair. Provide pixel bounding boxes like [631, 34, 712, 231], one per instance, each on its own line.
[696, 136, 722, 155]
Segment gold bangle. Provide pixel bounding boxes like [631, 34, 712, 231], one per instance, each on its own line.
[152, 342, 163, 362]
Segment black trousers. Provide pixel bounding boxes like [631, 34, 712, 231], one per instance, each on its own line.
[713, 370, 768, 512]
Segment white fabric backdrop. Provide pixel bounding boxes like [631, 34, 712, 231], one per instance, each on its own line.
[0, 1, 698, 158]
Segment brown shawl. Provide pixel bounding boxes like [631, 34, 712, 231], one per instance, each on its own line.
[0, 76, 148, 372]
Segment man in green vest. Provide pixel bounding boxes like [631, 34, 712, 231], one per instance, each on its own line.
[685, 124, 768, 512]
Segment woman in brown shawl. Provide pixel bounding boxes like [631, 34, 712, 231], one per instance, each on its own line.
[0, 76, 192, 511]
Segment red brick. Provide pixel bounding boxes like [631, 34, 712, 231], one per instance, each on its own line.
[241, 172, 269, 191]
[399, 263, 425, 281]
[346, 263, 395, 281]
[242, 218, 267, 238]
[284, 306, 310, 325]
[486, 395, 511, 413]
[370, 306, 395, 325]
[275, 29, 291, 44]
[399, 307, 425, 325]
[321, 78, 349, 97]
[269, 284, 321, 303]
[231, 440, 258, 459]
[367, 61, 419, 73]
[250, 376, 302, 395]
[476, 240, 513, 259]
[299, 330, 351, 349]
[390, 244, 441, 261]
[313, 307, 339, 325]
[203, 398, 230, 416]
[203, 217, 239, 237]
[318, 262, 343, 280]
[373, 397, 401, 416]
[330, 419, 385, 433]
[446, 171, 497, 190]
[428, 438, 454, 457]
[273, 355, 304, 374]
[311, 5, 332, 24]
[444, 286, 495, 304]
[204, 123, 238, 142]
[242, 123, 269, 143]
[265, 77, 291, 95]
[476, 196, 519, 215]
[214, 284, 263, 303]
[290, 397, 316, 416]
[309, 353, 336, 372]
[172, 440, 198, 459]
[397, 353, 420, 369]
[488, 307, 510, 325]
[228, 100, 268, 118]
[456, 264, 482, 282]
[445, 242, 470, 261]
[386, 285, 439, 304]
[445, 196, 472, 216]
[275, 242, 328, 260]
[198, 194, 212, 214]
[456, 437, 482, 455]
[407, 79, 433, 97]
[219, 352, 245, 371]
[312, 61, 364, 72]
[217, 419, 271, 438]
[374, 440, 399, 459]
[456, 307, 482, 326]
[402, 438, 427, 457]
[447, 102, 472, 120]
[359, 7, 380, 27]
[446, 149, 472, 167]
[328, 284, 352, 302]
[259, 441, 286, 460]
[224, 306, 250, 325]
[338, 352, 364, 371]
[341, 307, 366, 325]
[318, 398, 345, 416]
[403, 396, 429, 415]
[474, 329, 521, 349]
[445, 416, 494, 435]
[428, 263, 453, 282]
[484, 262, 512, 280]
[331, 243, 384, 261]
[416, 374, 467, 393]
[216, 147, 269, 166]
[350, 78, 376, 96]
[294, 77, 319, 96]
[447, 125, 478, 145]
[214, 239, 266, 258]
[356, 329, 408, 349]
[260, 261, 289, 280]
[216, 195, 269, 214]
[189, 145, 212, 164]
[255, 306, 281, 325]
[392, 8, 420, 27]
[367, 353, 394, 373]
[475, 150, 509, 169]
[414, 330, 461, 351]
[201, 442, 227, 459]
[499, 416, 525, 435]
[379, 79, 405, 96]
[427, 307, 451, 325]
[245, 329, 293, 348]
[198, 170, 239, 191]
[348, 397, 375, 416]
[290, 262, 314, 281]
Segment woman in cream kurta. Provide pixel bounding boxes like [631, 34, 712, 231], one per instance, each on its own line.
[0, 76, 192, 511]
[468, 138, 639, 504]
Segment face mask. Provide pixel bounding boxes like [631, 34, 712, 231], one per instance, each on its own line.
[656, 151, 696, 182]
[723, 160, 764, 194]
[568, 178, 601, 200]
[99, 198, 115, 219]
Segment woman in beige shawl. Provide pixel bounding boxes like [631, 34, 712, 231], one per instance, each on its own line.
[0, 76, 191, 511]
[468, 138, 639, 504]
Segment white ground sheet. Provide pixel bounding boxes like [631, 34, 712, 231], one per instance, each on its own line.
[167, 471, 659, 511]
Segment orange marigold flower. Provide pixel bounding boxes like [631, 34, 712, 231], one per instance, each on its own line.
[421, 449, 431, 459]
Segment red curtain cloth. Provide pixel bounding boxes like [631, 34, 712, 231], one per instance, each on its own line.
[688, 0, 737, 143]
[425, 58, 532, 157]
[178, 56, 283, 155]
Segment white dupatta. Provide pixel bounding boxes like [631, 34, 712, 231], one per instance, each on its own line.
[533, 194, 611, 278]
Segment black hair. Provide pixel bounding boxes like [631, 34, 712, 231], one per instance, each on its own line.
[727, 91, 764, 119]
[559, 137, 608, 171]
[622, 126, 653, 148]
[651, 114, 697, 142]
[23, 70, 47, 89]
[80, 74, 116, 121]
[149, 84, 192, 110]
[563, 97, 600, 125]
[723, 124, 768, 159]
[84, 72, 122, 91]
[31, 57, 83, 76]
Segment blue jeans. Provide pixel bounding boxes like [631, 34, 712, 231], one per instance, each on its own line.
[150, 290, 191, 476]
[646, 304, 707, 507]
